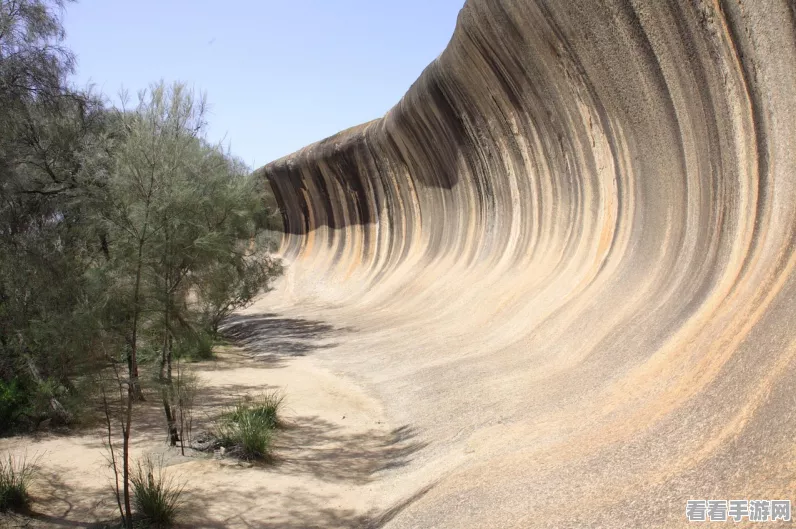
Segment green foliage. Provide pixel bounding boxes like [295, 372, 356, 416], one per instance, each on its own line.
[0, 77, 283, 433]
[0, 376, 87, 435]
[99, 81, 284, 355]
[217, 414, 274, 462]
[0, 0, 115, 432]
[0, 380, 29, 431]
[196, 251, 283, 336]
[130, 455, 183, 527]
[0, 3, 284, 522]
[173, 363, 202, 449]
[227, 392, 284, 429]
[193, 332, 215, 360]
[0, 453, 36, 512]
[174, 331, 215, 361]
[28, 377, 73, 426]
[217, 393, 283, 460]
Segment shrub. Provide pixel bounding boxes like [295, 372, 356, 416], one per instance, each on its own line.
[174, 364, 203, 451]
[130, 455, 183, 527]
[0, 380, 30, 434]
[0, 376, 88, 435]
[30, 378, 75, 427]
[227, 393, 283, 429]
[174, 331, 215, 361]
[192, 331, 215, 361]
[217, 412, 273, 460]
[0, 453, 36, 512]
[216, 392, 283, 460]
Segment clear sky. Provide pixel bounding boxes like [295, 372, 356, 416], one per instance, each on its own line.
[62, 1, 465, 169]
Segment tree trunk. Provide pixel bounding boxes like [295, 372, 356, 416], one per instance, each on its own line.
[129, 238, 146, 402]
[177, 355, 186, 456]
[162, 391, 180, 446]
[160, 299, 179, 446]
[123, 379, 133, 529]
[129, 184, 154, 403]
[100, 378, 125, 524]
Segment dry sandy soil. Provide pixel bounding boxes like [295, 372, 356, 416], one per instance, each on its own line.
[0, 303, 425, 528]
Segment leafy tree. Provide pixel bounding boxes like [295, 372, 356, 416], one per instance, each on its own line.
[0, 0, 112, 429]
[99, 81, 282, 445]
[0, 4, 284, 525]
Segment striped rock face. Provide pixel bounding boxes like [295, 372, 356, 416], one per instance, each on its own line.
[261, 1, 796, 527]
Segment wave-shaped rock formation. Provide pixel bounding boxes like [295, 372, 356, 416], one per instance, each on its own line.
[260, 1, 796, 527]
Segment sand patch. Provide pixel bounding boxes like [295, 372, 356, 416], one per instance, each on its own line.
[0, 346, 423, 528]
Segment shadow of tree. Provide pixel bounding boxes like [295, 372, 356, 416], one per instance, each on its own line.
[76, 383, 196, 451]
[7, 312, 432, 528]
[178, 481, 435, 529]
[11, 417, 431, 528]
[1, 468, 119, 528]
[273, 418, 427, 485]
[219, 313, 349, 368]
[169, 417, 430, 527]
[191, 382, 281, 412]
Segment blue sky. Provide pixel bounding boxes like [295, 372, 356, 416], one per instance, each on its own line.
[63, 1, 464, 169]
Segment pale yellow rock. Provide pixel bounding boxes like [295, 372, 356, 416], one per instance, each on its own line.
[261, 0, 796, 527]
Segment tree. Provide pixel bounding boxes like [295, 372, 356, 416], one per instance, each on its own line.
[0, 0, 112, 430]
[100, 81, 282, 446]
[0, 6, 284, 524]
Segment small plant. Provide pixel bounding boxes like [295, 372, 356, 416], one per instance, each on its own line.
[174, 331, 216, 361]
[192, 331, 216, 361]
[217, 413, 274, 461]
[227, 393, 283, 429]
[0, 453, 37, 512]
[175, 362, 203, 454]
[0, 380, 29, 434]
[130, 455, 183, 527]
[216, 392, 283, 461]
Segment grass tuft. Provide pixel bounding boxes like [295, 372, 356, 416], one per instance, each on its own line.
[227, 392, 283, 429]
[216, 392, 283, 461]
[130, 455, 183, 527]
[0, 453, 36, 512]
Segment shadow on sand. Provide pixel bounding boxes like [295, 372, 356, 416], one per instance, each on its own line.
[7, 312, 431, 528]
[180, 482, 435, 529]
[13, 419, 431, 529]
[272, 419, 427, 484]
[220, 313, 351, 368]
[177, 419, 431, 528]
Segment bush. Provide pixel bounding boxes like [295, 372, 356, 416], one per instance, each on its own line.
[131, 455, 183, 527]
[174, 364, 203, 450]
[0, 453, 36, 512]
[30, 378, 75, 427]
[174, 331, 215, 361]
[216, 393, 283, 460]
[193, 331, 215, 360]
[0, 376, 86, 435]
[0, 380, 30, 434]
[217, 413, 273, 461]
[227, 393, 283, 429]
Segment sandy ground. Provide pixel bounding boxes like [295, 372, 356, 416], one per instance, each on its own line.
[0, 337, 420, 528]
